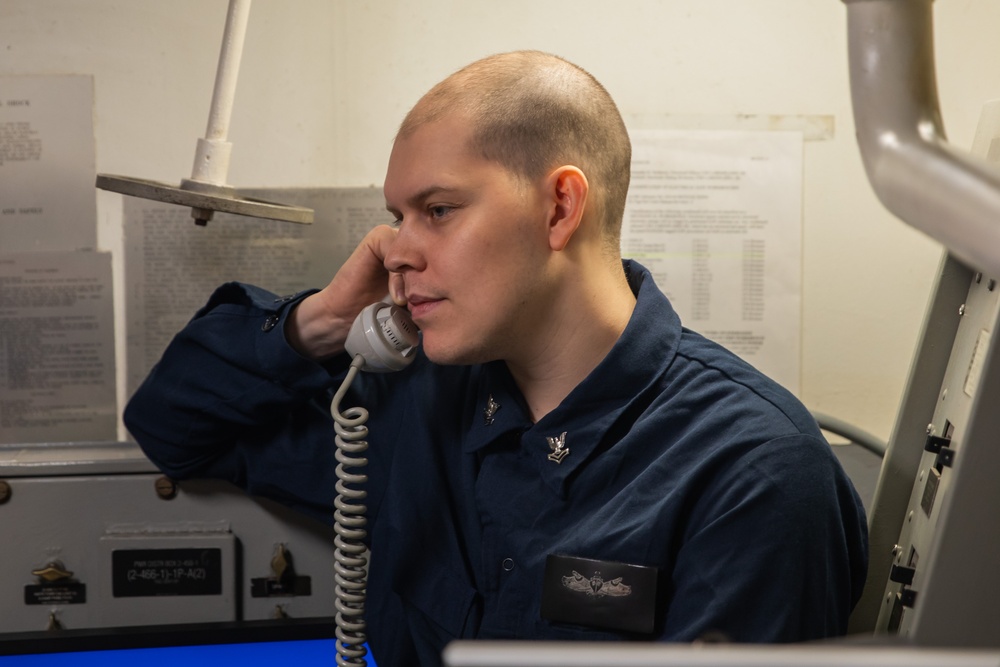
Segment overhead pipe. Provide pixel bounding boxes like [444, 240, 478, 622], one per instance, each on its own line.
[844, 0, 1000, 277]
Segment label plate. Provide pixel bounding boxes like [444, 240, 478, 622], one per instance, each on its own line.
[112, 548, 222, 597]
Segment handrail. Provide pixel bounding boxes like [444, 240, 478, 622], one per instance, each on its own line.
[811, 411, 887, 457]
[844, 0, 1000, 277]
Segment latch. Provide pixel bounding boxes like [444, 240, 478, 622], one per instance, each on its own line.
[24, 560, 87, 608]
[250, 543, 312, 598]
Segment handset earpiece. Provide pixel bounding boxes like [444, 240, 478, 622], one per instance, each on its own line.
[344, 301, 420, 372]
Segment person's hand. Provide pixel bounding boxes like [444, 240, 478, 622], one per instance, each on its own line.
[285, 225, 403, 360]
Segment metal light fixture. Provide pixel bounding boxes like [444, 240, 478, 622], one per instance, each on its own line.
[96, 0, 313, 226]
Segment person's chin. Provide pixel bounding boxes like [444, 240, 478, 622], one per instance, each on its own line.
[421, 337, 488, 367]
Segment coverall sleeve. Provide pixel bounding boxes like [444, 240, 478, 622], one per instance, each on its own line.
[123, 282, 349, 521]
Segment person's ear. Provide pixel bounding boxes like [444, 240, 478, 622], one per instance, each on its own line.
[545, 166, 589, 252]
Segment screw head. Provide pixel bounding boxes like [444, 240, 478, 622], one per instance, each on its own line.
[154, 476, 178, 500]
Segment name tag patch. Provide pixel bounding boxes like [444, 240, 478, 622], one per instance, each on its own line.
[540, 554, 660, 634]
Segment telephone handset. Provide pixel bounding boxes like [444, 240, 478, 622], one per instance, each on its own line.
[344, 300, 420, 372]
[330, 301, 419, 665]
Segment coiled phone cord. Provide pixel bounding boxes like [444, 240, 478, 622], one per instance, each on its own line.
[329, 300, 419, 666]
[330, 354, 370, 667]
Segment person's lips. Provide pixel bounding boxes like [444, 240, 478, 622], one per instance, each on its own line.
[406, 294, 443, 321]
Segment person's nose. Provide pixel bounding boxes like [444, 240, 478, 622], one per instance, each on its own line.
[383, 218, 425, 275]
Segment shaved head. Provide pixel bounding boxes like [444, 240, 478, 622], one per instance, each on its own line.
[398, 51, 632, 255]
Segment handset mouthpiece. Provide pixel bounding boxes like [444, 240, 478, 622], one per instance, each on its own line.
[345, 302, 420, 372]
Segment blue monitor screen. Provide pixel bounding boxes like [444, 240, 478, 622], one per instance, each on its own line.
[0, 639, 337, 667]
[0, 619, 376, 667]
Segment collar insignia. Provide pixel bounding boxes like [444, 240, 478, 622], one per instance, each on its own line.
[546, 431, 570, 463]
[484, 394, 501, 425]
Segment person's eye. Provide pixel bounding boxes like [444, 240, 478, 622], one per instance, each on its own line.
[428, 205, 453, 220]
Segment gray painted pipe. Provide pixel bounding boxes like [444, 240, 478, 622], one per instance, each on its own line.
[845, 0, 1000, 277]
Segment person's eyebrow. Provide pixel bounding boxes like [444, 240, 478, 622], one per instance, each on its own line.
[386, 185, 461, 216]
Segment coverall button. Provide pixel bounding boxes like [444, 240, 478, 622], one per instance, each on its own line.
[262, 315, 280, 332]
[501, 558, 515, 572]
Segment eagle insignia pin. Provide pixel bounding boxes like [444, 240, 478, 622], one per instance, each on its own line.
[484, 394, 500, 425]
[546, 431, 569, 463]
